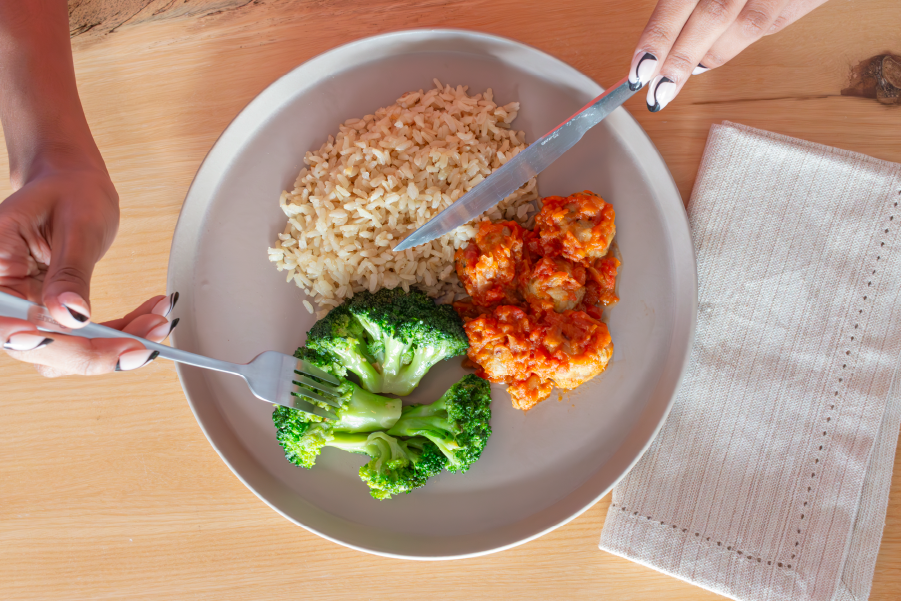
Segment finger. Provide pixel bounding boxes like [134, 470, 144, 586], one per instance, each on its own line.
[42, 206, 116, 329]
[8, 333, 155, 377]
[101, 294, 168, 330]
[647, 0, 751, 112]
[765, 0, 830, 36]
[627, 0, 701, 90]
[0, 317, 51, 351]
[121, 313, 179, 343]
[694, 0, 792, 72]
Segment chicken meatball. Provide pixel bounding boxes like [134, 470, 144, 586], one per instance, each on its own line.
[459, 304, 613, 411]
[454, 220, 526, 306]
[522, 255, 587, 313]
[532, 190, 616, 262]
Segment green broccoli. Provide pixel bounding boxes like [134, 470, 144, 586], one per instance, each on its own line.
[272, 348, 402, 469]
[345, 287, 469, 396]
[272, 411, 446, 499]
[305, 304, 382, 392]
[387, 374, 492, 473]
[358, 432, 448, 500]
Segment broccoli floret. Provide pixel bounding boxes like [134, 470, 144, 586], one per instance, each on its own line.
[387, 374, 492, 473]
[293, 347, 403, 433]
[272, 415, 446, 499]
[272, 415, 378, 469]
[346, 288, 469, 396]
[305, 304, 382, 391]
[273, 348, 403, 468]
[358, 432, 447, 500]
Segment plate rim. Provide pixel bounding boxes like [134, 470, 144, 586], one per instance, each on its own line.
[167, 27, 698, 560]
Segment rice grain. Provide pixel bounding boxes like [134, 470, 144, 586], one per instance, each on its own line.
[268, 80, 539, 308]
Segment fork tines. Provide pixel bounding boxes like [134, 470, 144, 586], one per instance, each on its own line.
[290, 359, 343, 416]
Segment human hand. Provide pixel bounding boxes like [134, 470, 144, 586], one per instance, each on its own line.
[626, 0, 831, 111]
[0, 0, 178, 377]
[0, 164, 178, 376]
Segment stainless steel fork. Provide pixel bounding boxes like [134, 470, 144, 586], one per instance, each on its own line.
[0, 291, 338, 420]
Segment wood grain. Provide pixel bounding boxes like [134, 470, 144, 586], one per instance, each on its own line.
[1, 1, 900, 599]
[68, 0, 254, 36]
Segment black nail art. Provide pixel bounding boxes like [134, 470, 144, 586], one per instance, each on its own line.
[647, 77, 673, 113]
[115, 350, 160, 372]
[66, 306, 89, 323]
[3, 337, 54, 351]
[170, 291, 180, 313]
[698, 63, 708, 70]
[169, 317, 180, 333]
[629, 52, 657, 91]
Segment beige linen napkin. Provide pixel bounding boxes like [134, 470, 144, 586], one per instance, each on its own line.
[599, 122, 901, 601]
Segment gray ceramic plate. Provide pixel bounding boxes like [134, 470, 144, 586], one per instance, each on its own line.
[167, 29, 697, 559]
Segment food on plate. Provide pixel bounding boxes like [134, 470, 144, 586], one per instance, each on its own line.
[460, 305, 612, 411]
[267, 80, 539, 317]
[454, 221, 527, 306]
[585, 251, 620, 310]
[530, 191, 616, 262]
[358, 433, 448, 500]
[387, 374, 492, 474]
[273, 347, 492, 500]
[522, 256, 587, 313]
[454, 191, 619, 411]
[273, 349, 403, 468]
[305, 287, 469, 396]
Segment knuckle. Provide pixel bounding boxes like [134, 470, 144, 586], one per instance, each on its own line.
[82, 348, 114, 376]
[50, 265, 90, 288]
[664, 52, 697, 78]
[701, 50, 729, 69]
[700, 0, 736, 25]
[644, 23, 674, 48]
[739, 8, 774, 38]
[767, 15, 789, 35]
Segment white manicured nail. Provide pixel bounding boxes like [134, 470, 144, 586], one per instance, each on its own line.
[151, 292, 179, 317]
[147, 318, 179, 342]
[628, 52, 657, 91]
[58, 291, 90, 323]
[647, 76, 677, 112]
[116, 349, 159, 372]
[4, 334, 54, 351]
[692, 64, 710, 75]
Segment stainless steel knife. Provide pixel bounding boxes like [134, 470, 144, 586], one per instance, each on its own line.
[393, 76, 637, 252]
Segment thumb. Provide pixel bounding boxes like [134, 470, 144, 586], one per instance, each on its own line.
[42, 223, 106, 329]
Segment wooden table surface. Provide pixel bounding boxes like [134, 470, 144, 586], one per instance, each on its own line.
[1, 1, 900, 598]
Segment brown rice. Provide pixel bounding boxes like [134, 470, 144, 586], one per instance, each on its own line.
[267, 79, 538, 317]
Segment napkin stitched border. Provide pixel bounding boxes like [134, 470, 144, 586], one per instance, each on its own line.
[599, 121, 901, 601]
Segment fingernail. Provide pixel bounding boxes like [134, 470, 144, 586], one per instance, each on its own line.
[115, 349, 159, 372]
[4, 334, 54, 351]
[628, 52, 657, 91]
[58, 292, 90, 322]
[147, 317, 179, 342]
[692, 64, 710, 75]
[647, 76, 677, 112]
[151, 292, 179, 317]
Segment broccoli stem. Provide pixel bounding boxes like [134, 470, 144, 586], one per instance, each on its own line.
[325, 432, 372, 454]
[380, 346, 448, 396]
[333, 384, 402, 433]
[331, 345, 382, 392]
[380, 337, 413, 380]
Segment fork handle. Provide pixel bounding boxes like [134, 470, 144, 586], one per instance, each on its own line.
[0, 291, 246, 377]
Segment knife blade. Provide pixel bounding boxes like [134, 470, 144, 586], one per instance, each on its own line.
[393, 76, 637, 252]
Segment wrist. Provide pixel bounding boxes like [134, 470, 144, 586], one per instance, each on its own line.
[10, 133, 108, 190]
